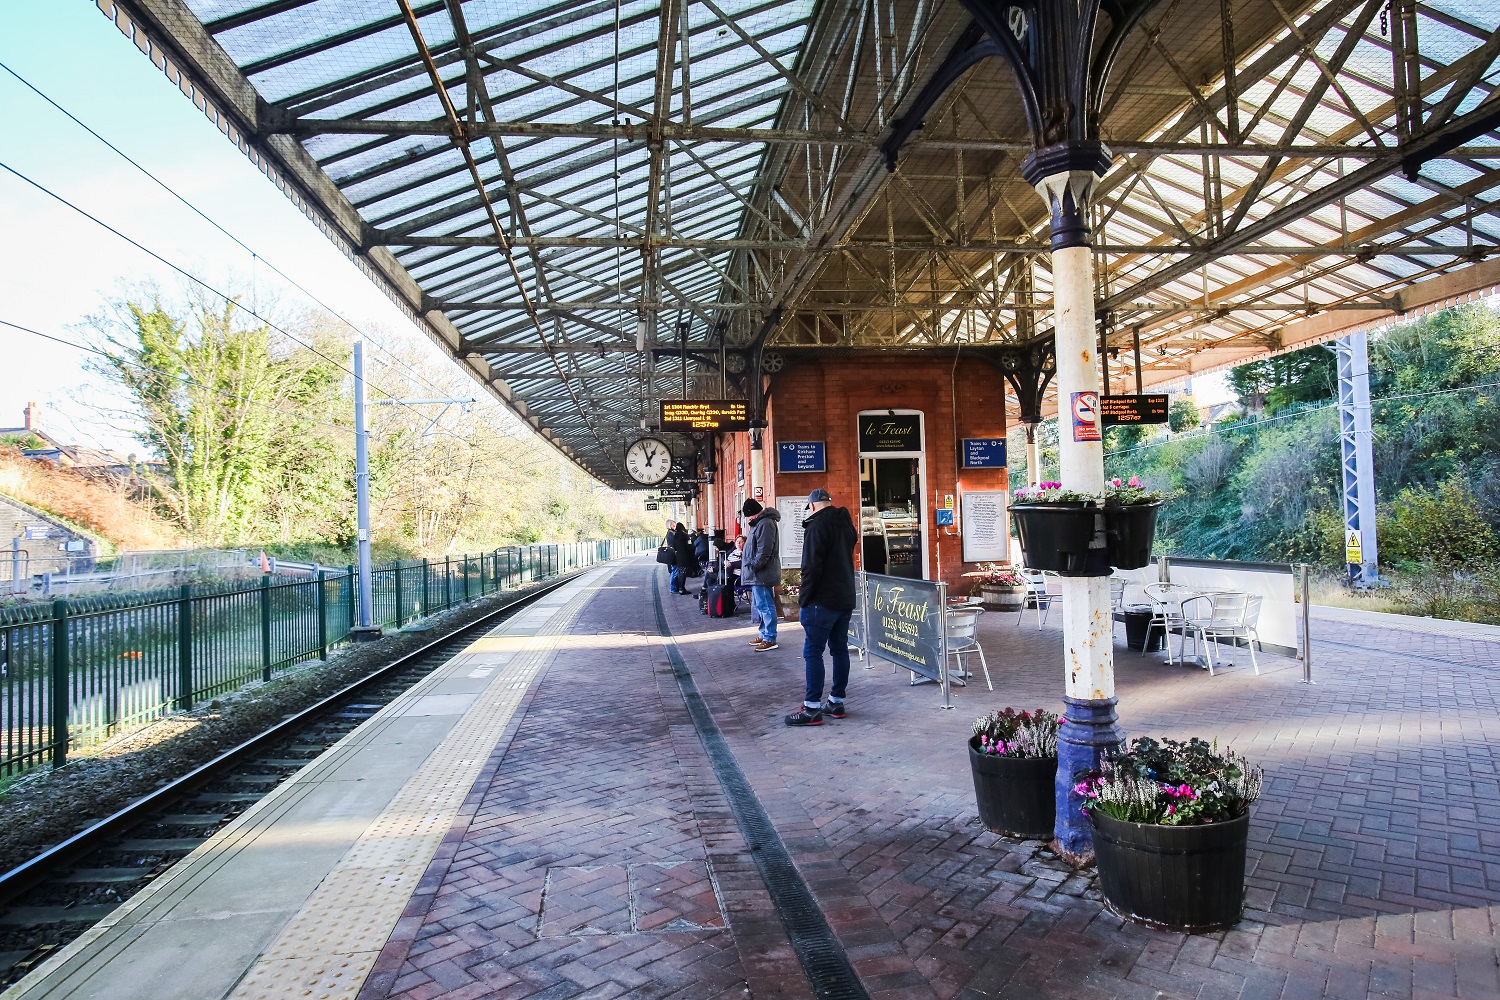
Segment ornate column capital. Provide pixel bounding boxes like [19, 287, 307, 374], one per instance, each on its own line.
[1020, 141, 1113, 251]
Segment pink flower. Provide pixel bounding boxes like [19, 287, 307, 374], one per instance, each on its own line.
[1111, 478, 1121, 487]
[1128, 476, 1140, 487]
[1167, 804, 1176, 816]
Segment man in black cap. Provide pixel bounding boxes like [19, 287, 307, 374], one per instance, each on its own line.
[786, 488, 858, 726]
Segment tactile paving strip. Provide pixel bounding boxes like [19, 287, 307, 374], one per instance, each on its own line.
[227, 572, 609, 1000]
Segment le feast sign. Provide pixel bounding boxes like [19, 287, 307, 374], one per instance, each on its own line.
[659, 399, 750, 432]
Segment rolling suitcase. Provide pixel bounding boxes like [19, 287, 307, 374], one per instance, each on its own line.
[706, 583, 735, 618]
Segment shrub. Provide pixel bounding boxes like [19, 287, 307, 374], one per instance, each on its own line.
[971, 708, 1060, 759]
[1075, 737, 1262, 826]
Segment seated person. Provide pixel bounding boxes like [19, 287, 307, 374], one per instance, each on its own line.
[726, 534, 747, 591]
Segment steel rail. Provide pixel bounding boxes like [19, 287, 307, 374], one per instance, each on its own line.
[0, 568, 589, 908]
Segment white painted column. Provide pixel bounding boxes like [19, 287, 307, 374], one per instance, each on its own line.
[1052, 244, 1113, 705]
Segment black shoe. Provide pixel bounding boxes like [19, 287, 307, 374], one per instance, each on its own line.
[823, 701, 846, 719]
[785, 706, 823, 726]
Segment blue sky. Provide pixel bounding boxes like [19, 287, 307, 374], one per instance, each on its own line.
[0, 0, 449, 455]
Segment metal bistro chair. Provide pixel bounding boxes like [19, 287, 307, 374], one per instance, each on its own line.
[1142, 583, 1194, 665]
[1016, 570, 1055, 629]
[1185, 592, 1262, 676]
[945, 607, 993, 691]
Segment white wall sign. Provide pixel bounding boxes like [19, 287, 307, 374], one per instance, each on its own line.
[960, 491, 1009, 563]
[776, 496, 807, 569]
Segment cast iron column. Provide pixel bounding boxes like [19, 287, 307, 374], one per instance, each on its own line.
[1022, 142, 1122, 860]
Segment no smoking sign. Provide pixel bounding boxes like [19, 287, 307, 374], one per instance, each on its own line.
[1071, 391, 1102, 442]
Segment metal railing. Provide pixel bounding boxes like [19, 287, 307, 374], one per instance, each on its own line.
[0, 538, 653, 776]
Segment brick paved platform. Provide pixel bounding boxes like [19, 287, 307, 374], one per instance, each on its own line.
[361, 560, 1500, 1000]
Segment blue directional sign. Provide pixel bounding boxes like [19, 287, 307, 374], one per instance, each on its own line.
[777, 441, 826, 473]
[962, 438, 1007, 468]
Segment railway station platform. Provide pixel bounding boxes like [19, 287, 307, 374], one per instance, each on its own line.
[4, 557, 1498, 1000]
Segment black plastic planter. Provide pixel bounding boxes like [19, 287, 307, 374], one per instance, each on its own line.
[1089, 810, 1250, 932]
[1104, 502, 1161, 570]
[1010, 504, 1110, 577]
[968, 740, 1056, 838]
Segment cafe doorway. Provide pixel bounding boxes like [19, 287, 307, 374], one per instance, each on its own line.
[856, 409, 927, 579]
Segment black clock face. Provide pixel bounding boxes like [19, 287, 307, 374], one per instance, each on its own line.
[625, 437, 672, 485]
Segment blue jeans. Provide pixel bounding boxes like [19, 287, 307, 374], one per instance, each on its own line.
[669, 565, 686, 592]
[750, 586, 777, 641]
[801, 604, 852, 707]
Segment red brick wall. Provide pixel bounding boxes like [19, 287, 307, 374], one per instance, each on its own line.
[758, 355, 1009, 586]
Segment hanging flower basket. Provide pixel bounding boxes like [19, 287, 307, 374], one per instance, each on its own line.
[1010, 504, 1110, 577]
[1104, 502, 1161, 570]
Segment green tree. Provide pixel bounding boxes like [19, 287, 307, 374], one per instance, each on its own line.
[89, 289, 351, 545]
[1228, 346, 1336, 414]
[1168, 398, 1200, 432]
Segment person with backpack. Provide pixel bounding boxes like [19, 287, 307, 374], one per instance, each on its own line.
[739, 499, 782, 650]
[785, 488, 858, 726]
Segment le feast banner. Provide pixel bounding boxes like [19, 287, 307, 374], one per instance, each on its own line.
[864, 573, 944, 681]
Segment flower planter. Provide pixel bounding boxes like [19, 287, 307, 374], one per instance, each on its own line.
[968, 739, 1056, 838]
[979, 584, 1026, 611]
[1010, 504, 1110, 577]
[1089, 810, 1250, 932]
[1104, 502, 1162, 570]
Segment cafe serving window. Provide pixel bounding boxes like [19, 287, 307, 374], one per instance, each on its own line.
[857, 410, 927, 579]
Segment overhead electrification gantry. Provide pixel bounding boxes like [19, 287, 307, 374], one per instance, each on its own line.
[98, 0, 1500, 487]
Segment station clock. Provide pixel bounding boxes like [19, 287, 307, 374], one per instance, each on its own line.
[624, 437, 673, 486]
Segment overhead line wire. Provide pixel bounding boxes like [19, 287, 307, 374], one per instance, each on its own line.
[0, 59, 455, 403]
[1, 318, 354, 435]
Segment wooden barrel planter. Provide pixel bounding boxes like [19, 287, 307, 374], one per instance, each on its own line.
[1010, 504, 1110, 577]
[979, 585, 1025, 611]
[1104, 502, 1162, 570]
[1089, 810, 1250, 932]
[968, 739, 1056, 839]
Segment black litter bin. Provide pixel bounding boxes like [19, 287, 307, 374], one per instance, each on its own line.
[1123, 606, 1163, 652]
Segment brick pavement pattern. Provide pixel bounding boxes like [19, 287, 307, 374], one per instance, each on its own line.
[364, 561, 1500, 1000]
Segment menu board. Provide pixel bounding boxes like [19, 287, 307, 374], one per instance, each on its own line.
[960, 491, 1009, 563]
[659, 399, 749, 431]
[776, 496, 808, 568]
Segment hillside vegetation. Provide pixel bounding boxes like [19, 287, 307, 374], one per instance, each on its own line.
[1014, 303, 1500, 623]
[0, 447, 184, 551]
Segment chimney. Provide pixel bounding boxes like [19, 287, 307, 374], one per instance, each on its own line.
[24, 402, 39, 431]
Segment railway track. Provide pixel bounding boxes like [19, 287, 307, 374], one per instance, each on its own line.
[0, 571, 582, 988]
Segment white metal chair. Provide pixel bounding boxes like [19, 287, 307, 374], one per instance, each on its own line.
[1016, 570, 1054, 629]
[945, 607, 993, 690]
[1186, 592, 1261, 675]
[1143, 583, 1193, 665]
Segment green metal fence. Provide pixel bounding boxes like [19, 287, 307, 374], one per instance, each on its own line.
[0, 538, 653, 776]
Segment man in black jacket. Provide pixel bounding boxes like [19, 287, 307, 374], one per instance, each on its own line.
[786, 488, 859, 726]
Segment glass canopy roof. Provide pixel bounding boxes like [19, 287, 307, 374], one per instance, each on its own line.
[99, 0, 1500, 485]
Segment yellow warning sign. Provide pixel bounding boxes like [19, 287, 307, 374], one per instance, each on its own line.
[1345, 530, 1362, 565]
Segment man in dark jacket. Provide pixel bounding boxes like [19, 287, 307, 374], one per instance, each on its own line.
[669, 522, 697, 595]
[786, 488, 858, 726]
[739, 500, 782, 650]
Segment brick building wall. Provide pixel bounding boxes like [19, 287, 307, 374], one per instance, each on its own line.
[710, 354, 1009, 585]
